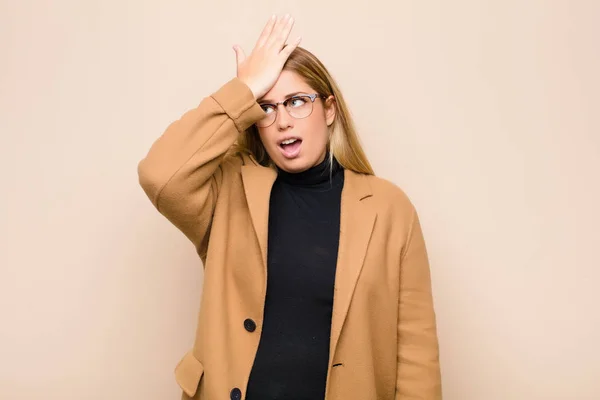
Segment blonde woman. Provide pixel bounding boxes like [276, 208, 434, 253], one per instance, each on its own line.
[138, 14, 442, 400]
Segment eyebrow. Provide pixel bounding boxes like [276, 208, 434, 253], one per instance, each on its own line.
[259, 92, 308, 104]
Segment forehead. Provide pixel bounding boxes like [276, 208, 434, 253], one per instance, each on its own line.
[259, 70, 314, 102]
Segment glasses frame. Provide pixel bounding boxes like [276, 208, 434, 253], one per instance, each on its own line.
[256, 93, 327, 128]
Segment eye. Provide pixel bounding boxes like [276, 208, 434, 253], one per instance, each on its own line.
[260, 104, 275, 114]
[289, 97, 307, 108]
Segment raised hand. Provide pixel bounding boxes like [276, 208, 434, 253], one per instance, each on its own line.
[233, 14, 302, 99]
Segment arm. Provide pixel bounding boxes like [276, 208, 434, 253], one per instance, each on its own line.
[137, 14, 301, 256]
[396, 208, 442, 399]
[137, 77, 264, 253]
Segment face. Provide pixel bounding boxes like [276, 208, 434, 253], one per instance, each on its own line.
[256, 70, 336, 173]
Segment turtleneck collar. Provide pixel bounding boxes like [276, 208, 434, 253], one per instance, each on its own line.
[276, 153, 344, 189]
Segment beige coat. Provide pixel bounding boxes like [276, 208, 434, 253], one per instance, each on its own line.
[137, 77, 442, 400]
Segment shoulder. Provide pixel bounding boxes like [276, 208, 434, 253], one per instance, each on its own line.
[355, 173, 421, 231]
[216, 149, 253, 178]
[363, 174, 417, 213]
[353, 172, 424, 251]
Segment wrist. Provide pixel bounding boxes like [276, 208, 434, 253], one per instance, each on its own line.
[240, 78, 261, 100]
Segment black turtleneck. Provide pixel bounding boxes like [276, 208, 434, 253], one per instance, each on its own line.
[245, 155, 345, 400]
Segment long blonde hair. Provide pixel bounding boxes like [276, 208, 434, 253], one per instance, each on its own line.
[231, 46, 374, 175]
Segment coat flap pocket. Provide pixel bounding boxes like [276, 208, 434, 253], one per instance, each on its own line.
[174, 351, 204, 397]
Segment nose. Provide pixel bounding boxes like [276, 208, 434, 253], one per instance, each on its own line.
[275, 104, 293, 130]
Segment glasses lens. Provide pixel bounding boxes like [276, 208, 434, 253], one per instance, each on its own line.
[256, 114, 275, 127]
[255, 96, 315, 127]
[257, 105, 276, 127]
[287, 96, 313, 119]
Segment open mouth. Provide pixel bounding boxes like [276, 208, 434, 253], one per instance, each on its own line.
[278, 138, 303, 159]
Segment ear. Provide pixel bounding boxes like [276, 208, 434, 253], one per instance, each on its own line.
[324, 95, 336, 127]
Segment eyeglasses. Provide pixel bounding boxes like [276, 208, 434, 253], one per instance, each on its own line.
[256, 93, 327, 128]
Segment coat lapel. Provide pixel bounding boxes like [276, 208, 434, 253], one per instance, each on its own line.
[240, 161, 277, 271]
[329, 170, 377, 362]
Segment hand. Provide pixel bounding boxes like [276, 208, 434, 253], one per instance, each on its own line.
[233, 14, 301, 99]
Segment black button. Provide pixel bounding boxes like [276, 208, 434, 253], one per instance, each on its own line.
[243, 318, 256, 332]
[230, 387, 242, 400]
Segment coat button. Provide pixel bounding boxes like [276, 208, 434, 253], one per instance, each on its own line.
[243, 318, 256, 332]
[230, 387, 242, 400]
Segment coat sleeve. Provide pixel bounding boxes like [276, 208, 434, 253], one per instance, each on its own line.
[396, 208, 442, 399]
[137, 77, 265, 253]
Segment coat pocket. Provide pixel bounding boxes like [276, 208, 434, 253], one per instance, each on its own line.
[174, 351, 204, 397]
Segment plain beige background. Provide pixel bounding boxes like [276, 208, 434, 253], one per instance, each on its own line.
[1, 1, 599, 399]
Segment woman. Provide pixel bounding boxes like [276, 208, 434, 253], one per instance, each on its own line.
[138, 14, 442, 400]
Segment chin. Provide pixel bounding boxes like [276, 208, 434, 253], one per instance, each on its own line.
[272, 154, 313, 173]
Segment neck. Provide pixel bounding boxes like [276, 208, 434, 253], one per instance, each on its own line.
[276, 153, 343, 188]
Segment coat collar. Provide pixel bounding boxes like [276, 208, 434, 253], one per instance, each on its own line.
[240, 155, 377, 367]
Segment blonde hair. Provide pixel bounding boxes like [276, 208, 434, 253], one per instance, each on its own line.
[231, 46, 374, 175]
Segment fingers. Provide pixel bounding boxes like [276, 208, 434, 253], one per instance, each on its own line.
[279, 16, 295, 49]
[266, 14, 294, 49]
[256, 15, 276, 48]
[280, 36, 302, 59]
[233, 45, 246, 66]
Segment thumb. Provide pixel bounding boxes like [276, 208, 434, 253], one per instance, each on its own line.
[233, 45, 246, 65]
